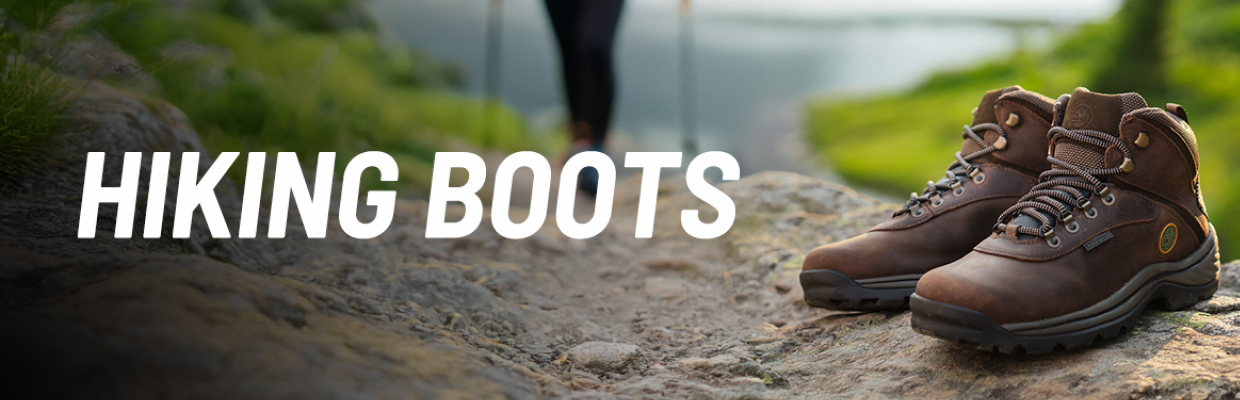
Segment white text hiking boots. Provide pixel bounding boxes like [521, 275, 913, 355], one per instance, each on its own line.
[800, 86, 1056, 311]
[911, 88, 1219, 354]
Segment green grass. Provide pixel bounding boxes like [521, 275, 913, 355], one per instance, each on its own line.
[2, 0, 75, 31]
[807, 0, 1240, 259]
[0, 56, 76, 176]
[807, 52, 1089, 195]
[0, 0, 550, 188]
[88, 0, 553, 192]
[0, 0, 80, 176]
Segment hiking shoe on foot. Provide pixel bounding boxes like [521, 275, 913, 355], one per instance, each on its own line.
[800, 86, 1056, 311]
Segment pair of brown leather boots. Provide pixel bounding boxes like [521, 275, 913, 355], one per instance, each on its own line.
[800, 86, 1220, 354]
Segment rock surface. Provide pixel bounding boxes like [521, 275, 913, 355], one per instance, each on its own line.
[568, 342, 646, 374]
[3, 83, 1240, 399]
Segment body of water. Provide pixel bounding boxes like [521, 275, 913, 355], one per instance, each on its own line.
[371, 0, 1117, 188]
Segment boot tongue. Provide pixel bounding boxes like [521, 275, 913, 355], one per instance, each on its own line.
[962, 85, 1021, 155]
[1008, 88, 1148, 239]
[1052, 88, 1147, 170]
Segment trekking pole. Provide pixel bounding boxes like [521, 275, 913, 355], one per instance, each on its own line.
[483, 0, 503, 148]
[679, 0, 697, 156]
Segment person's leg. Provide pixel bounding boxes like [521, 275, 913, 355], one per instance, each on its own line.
[573, 0, 625, 148]
[543, 0, 589, 144]
[544, 0, 624, 197]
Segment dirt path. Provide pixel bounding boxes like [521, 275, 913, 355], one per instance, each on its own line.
[4, 83, 1240, 400]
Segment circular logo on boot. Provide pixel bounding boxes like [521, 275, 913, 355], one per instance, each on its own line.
[1069, 103, 1093, 127]
[1159, 223, 1178, 254]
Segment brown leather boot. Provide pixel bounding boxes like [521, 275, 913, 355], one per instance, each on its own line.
[911, 88, 1219, 354]
[800, 86, 1055, 311]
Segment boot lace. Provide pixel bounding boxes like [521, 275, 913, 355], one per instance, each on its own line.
[894, 122, 1006, 217]
[994, 126, 1134, 246]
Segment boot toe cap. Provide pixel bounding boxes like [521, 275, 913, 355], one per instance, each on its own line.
[914, 251, 1071, 326]
[915, 256, 1003, 312]
[801, 235, 881, 279]
[801, 232, 940, 280]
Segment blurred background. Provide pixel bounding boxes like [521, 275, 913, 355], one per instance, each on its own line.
[375, 0, 1110, 180]
[3, 0, 1239, 257]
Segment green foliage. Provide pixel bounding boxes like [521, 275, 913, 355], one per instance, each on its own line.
[1092, 0, 1169, 93]
[807, 0, 1240, 258]
[0, 1, 78, 176]
[264, 0, 372, 32]
[218, 0, 374, 32]
[0, 57, 75, 176]
[90, 0, 550, 191]
[806, 53, 1087, 194]
[0, 0, 75, 31]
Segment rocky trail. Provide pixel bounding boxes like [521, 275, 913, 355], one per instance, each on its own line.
[4, 84, 1240, 400]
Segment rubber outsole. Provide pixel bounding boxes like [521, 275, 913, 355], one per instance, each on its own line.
[800, 269, 917, 311]
[910, 281, 1216, 354]
[910, 228, 1220, 354]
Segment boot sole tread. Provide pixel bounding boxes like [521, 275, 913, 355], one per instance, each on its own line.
[910, 227, 1221, 354]
[801, 269, 917, 311]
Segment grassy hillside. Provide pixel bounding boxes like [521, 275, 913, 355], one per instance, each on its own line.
[97, 0, 560, 192]
[806, 0, 1240, 258]
[1, 0, 554, 192]
[0, 0, 78, 176]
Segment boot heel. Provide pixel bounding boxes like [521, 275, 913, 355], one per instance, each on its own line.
[1155, 229, 1221, 311]
[1156, 281, 1219, 310]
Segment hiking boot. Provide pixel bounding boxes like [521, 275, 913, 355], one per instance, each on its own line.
[911, 88, 1219, 354]
[800, 86, 1056, 311]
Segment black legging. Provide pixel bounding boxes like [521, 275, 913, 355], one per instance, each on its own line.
[543, 0, 624, 148]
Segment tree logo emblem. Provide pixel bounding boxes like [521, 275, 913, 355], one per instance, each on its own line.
[1159, 223, 1177, 254]
[1069, 103, 1093, 127]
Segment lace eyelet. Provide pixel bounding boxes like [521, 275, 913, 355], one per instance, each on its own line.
[1097, 185, 1115, 206]
[1043, 230, 1061, 248]
[931, 197, 944, 207]
[1085, 208, 1098, 219]
[951, 182, 965, 197]
[1006, 113, 1021, 127]
[972, 172, 986, 184]
[912, 208, 925, 217]
[1066, 221, 1079, 233]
